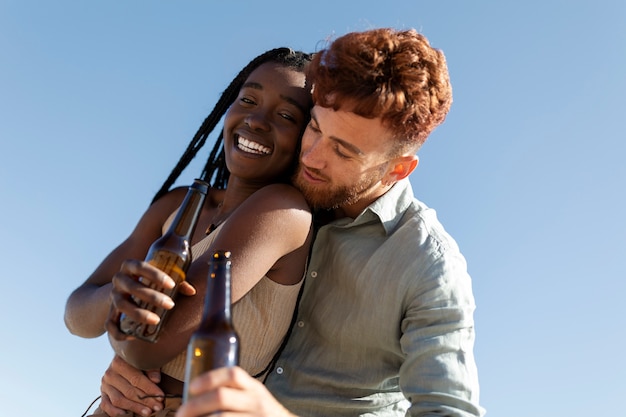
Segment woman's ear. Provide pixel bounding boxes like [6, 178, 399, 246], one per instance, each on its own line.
[385, 155, 419, 183]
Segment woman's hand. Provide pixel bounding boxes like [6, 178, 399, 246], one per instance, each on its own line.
[105, 259, 196, 340]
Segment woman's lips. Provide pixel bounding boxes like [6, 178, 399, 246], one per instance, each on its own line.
[236, 135, 272, 155]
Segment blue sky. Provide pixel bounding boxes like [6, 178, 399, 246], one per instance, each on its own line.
[1, 1, 625, 416]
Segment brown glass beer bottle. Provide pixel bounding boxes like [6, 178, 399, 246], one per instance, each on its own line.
[119, 178, 209, 342]
[183, 250, 240, 403]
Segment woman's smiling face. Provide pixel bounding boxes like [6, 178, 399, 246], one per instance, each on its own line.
[222, 62, 312, 184]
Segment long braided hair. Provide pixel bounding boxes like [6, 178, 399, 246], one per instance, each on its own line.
[151, 48, 313, 205]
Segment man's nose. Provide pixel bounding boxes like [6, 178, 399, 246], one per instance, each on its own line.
[300, 135, 325, 169]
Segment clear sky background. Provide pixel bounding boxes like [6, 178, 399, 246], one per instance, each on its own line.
[1, 1, 624, 416]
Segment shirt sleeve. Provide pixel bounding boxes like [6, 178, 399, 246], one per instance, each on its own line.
[399, 245, 485, 417]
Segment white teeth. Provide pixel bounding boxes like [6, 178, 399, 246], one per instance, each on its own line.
[237, 137, 271, 155]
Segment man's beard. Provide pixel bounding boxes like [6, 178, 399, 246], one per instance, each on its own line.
[292, 165, 385, 211]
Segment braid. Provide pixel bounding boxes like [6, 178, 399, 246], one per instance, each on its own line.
[151, 47, 312, 204]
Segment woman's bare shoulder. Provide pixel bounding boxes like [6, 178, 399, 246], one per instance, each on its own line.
[214, 182, 311, 251]
[247, 183, 310, 211]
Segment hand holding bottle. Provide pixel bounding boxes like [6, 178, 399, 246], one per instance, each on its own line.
[106, 259, 197, 341]
[178, 367, 295, 417]
[118, 179, 209, 342]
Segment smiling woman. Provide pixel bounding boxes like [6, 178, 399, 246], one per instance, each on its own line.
[63, 48, 315, 417]
[222, 62, 312, 185]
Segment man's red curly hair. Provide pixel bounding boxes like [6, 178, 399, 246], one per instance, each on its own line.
[308, 28, 453, 153]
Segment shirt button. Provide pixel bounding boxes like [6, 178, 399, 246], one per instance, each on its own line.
[310, 271, 318, 278]
[276, 367, 284, 374]
[297, 320, 305, 327]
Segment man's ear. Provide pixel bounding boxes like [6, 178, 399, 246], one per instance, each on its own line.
[386, 155, 419, 183]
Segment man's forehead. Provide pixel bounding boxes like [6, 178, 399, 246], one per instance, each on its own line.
[311, 105, 394, 155]
[312, 105, 387, 132]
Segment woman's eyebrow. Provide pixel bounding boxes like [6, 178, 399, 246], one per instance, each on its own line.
[241, 81, 262, 90]
[242, 81, 307, 115]
[280, 94, 308, 115]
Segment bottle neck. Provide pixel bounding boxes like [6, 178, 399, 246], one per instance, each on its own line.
[199, 253, 232, 328]
[169, 179, 209, 240]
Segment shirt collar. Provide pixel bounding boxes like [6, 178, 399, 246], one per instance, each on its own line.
[324, 179, 414, 234]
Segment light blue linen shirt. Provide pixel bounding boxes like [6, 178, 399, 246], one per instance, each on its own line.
[265, 179, 484, 416]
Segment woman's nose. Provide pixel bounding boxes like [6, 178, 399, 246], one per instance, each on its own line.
[245, 111, 271, 131]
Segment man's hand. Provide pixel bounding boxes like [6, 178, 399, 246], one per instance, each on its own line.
[175, 366, 296, 417]
[99, 355, 165, 417]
